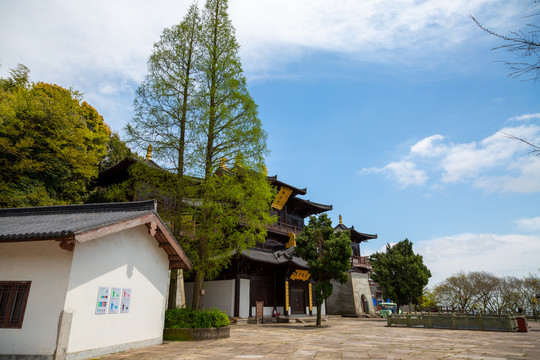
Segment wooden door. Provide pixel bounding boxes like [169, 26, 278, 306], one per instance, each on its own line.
[290, 288, 305, 314]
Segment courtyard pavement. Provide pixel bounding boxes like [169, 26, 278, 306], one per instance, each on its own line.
[98, 317, 540, 359]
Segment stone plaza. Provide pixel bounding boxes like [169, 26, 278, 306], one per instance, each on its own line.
[98, 317, 540, 359]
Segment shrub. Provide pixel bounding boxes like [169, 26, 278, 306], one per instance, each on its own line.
[165, 307, 230, 328]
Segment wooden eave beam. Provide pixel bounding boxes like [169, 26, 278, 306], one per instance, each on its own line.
[74, 214, 156, 243]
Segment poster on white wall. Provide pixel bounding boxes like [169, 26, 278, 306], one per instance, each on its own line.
[120, 288, 131, 313]
[95, 287, 109, 315]
[108, 287, 121, 314]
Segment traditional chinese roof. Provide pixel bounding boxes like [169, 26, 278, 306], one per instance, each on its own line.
[286, 197, 333, 218]
[237, 247, 308, 269]
[334, 219, 377, 243]
[0, 200, 192, 270]
[267, 175, 307, 196]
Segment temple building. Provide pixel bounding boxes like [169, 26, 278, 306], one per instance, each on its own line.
[184, 176, 333, 319]
[95, 152, 333, 319]
[326, 215, 378, 316]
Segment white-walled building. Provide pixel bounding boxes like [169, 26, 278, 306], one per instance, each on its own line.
[0, 200, 192, 360]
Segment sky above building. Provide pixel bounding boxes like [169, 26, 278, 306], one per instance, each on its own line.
[1, 0, 539, 286]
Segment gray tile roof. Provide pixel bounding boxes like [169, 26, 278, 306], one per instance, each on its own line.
[0, 200, 193, 270]
[0, 200, 158, 241]
[240, 247, 308, 268]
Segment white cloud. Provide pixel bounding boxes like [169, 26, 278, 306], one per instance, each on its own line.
[415, 232, 540, 286]
[508, 113, 540, 122]
[516, 216, 540, 232]
[473, 157, 540, 193]
[362, 160, 427, 188]
[410, 134, 447, 158]
[0, 0, 530, 84]
[361, 124, 540, 192]
[441, 125, 540, 185]
[228, 0, 529, 74]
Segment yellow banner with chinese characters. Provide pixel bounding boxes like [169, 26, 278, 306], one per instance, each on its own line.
[272, 186, 292, 210]
[286, 232, 296, 249]
[285, 281, 289, 312]
[309, 283, 313, 311]
[290, 269, 310, 281]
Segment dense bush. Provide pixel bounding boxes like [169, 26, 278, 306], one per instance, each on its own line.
[165, 307, 230, 328]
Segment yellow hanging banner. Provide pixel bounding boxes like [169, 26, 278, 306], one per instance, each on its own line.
[309, 283, 313, 311]
[272, 186, 293, 210]
[286, 233, 296, 249]
[285, 280, 289, 312]
[290, 269, 310, 281]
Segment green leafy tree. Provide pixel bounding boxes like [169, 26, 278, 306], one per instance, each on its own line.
[125, 0, 273, 311]
[296, 214, 352, 326]
[187, 0, 270, 310]
[126, 5, 201, 309]
[0, 66, 111, 207]
[127, 3, 200, 176]
[421, 287, 437, 311]
[370, 239, 431, 312]
[99, 132, 136, 171]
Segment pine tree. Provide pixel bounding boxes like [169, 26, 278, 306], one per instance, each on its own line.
[370, 239, 431, 312]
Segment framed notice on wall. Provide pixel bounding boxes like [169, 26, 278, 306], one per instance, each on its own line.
[95, 287, 109, 315]
[120, 288, 131, 313]
[108, 287, 121, 314]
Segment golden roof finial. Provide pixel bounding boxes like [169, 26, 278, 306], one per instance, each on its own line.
[146, 144, 152, 161]
[263, 165, 268, 176]
[339, 214, 343, 225]
[220, 157, 228, 169]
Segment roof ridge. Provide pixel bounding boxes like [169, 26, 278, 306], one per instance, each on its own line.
[0, 200, 157, 217]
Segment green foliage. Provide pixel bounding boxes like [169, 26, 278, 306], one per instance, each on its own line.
[421, 287, 437, 310]
[128, 3, 200, 176]
[164, 307, 230, 328]
[0, 64, 134, 207]
[185, 166, 275, 279]
[125, 0, 271, 310]
[369, 239, 431, 311]
[100, 132, 136, 171]
[296, 213, 352, 325]
[0, 67, 113, 207]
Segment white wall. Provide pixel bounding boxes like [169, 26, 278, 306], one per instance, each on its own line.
[184, 279, 235, 316]
[239, 278, 250, 318]
[351, 272, 373, 315]
[201, 279, 235, 316]
[0, 240, 74, 356]
[63, 225, 170, 359]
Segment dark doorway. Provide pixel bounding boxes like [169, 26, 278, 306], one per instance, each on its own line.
[290, 288, 306, 314]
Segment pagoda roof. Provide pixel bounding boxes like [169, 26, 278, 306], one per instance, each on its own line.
[96, 156, 162, 187]
[238, 247, 308, 269]
[334, 222, 377, 243]
[267, 175, 307, 196]
[287, 197, 333, 218]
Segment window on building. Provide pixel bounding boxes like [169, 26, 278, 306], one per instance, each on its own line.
[0, 281, 31, 329]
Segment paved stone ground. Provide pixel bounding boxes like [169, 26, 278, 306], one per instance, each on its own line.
[98, 317, 540, 359]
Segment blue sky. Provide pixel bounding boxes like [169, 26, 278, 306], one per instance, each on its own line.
[1, 0, 539, 285]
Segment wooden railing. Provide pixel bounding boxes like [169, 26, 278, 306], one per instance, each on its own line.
[351, 256, 372, 269]
[266, 222, 303, 235]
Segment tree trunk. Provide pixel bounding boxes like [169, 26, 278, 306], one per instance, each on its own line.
[168, 269, 178, 309]
[192, 269, 205, 310]
[316, 304, 322, 326]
